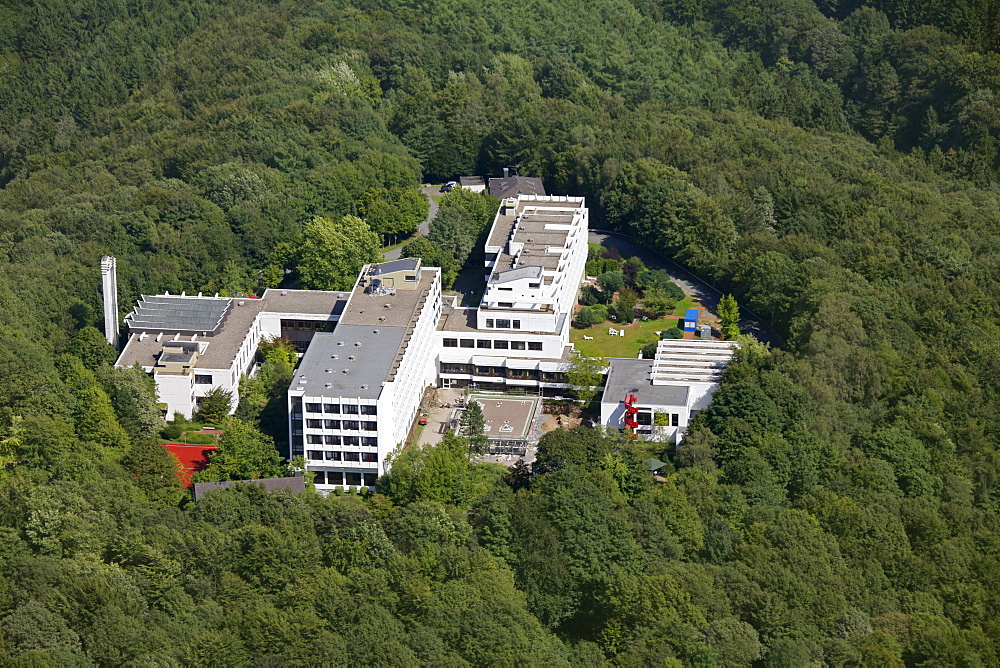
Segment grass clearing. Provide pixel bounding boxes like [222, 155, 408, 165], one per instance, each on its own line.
[570, 316, 675, 358]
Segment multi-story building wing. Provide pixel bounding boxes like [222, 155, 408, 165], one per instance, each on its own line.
[116, 289, 347, 419]
[435, 195, 589, 392]
[286, 259, 442, 491]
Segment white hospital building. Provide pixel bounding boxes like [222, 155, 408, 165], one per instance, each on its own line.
[113, 192, 733, 490]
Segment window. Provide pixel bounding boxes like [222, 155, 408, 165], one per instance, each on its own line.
[307, 450, 323, 460]
[443, 338, 458, 347]
[327, 471, 344, 485]
[528, 342, 543, 351]
[305, 403, 322, 413]
[529, 283, 540, 288]
[477, 340, 491, 349]
[362, 452, 378, 463]
[325, 420, 340, 429]
[671, 414, 679, 427]
[405, 275, 417, 281]
[307, 435, 323, 444]
[195, 374, 212, 384]
[343, 452, 360, 462]
[496, 319, 511, 328]
[361, 421, 377, 431]
[513, 320, 521, 329]
[460, 339, 474, 348]
[498, 302, 513, 308]
[343, 436, 360, 446]
[494, 340, 508, 349]
[499, 287, 513, 291]
[342, 420, 359, 431]
[313, 471, 326, 484]
[363, 473, 377, 486]
[306, 419, 323, 429]
[511, 341, 526, 350]
[486, 319, 494, 328]
[325, 451, 341, 461]
[637, 412, 652, 426]
[346, 472, 362, 486]
[323, 403, 339, 413]
[362, 437, 378, 447]
[342, 404, 358, 414]
[361, 405, 377, 415]
[325, 435, 341, 445]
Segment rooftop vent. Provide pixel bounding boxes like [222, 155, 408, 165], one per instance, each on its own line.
[378, 316, 386, 321]
[342, 369, 351, 374]
[360, 384, 368, 390]
[139, 332, 148, 341]
[324, 383, 332, 389]
[325, 369, 332, 373]
[384, 303, 392, 308]
[354, 342, 362, 347]
[238, 301, 245, 306]
[330, 354, 339, 360]
[281, 290, 288, 296]
[337, 341, 345, 346]
[348, 355, 356, 361]
[373, 329, 380, 334]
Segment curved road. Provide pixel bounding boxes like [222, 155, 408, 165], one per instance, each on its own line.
[589, 230, 784, 348]
[382, 187, 440, 261]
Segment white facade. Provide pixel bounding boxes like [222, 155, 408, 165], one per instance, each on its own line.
[116, 290, 346, 419]
[288, 261, 442, 492]
[435, 195, 588, 393]
[600, 340, 737, 443]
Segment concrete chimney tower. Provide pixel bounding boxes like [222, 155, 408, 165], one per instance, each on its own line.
[100, 256, 119, 349]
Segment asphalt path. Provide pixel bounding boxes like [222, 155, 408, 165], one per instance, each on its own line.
[382, 187, 439, 261]
[589, 230, 784, 348]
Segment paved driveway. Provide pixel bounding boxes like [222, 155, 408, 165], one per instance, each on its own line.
[382, 187, 440, 260]
[589, 230, 784, 347]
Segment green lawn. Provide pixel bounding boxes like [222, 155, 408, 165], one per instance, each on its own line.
[570, 316, 675, 359]
[570, 296, 708, 358]
[672, 295, 699, 317]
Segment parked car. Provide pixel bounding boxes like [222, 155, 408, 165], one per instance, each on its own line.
[440, 181, 457, 193]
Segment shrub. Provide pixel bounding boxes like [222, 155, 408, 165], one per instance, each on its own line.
[160, 424, 183, 440]
[661, 327, 684, 339]
[597, 271, 626, 295]
[641, 341, 658, 359]
[591, 304, 609, 323]
[359, 486, 369, 497]
[348, 485, 357, 495]
[184, 432, 216, 445]
[575, 306, 597, 328]
[333, 486, 343, 496]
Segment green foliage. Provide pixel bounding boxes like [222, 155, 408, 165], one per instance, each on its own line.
[615, 287, 638, 324]
[718, 294, 740, 340]
[379, 433, 503, 507]
[640, 288, 677, 317]
[195, 387, 232, 424]
[566, 352, 605, 403]
[460, 400, 488, 454]
[194, 417, 286, 483]
[596, 271, 626, 295]
[297, 215, 381, 291]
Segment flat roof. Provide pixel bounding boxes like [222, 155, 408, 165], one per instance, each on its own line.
[603, 358, 689, 407]
[118, 289, 348, 371]
[369, 258, 420, 275]
[467, 395, 539, 440]
[292, 326, 406, 399]
[126, 295, 232, 334]
[339, 271, 437, 329]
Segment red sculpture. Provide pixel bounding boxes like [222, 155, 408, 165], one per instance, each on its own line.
[623, 392, 639, 431]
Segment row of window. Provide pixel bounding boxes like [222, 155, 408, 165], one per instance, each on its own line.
[304, 403, 376, 415]
[315, 471, 377, 487]
[438, 363, 567, 382]
[195, 374, 213, 385]
[485, 318, 521, 329]
[306, 435, 378, 446]
[443, 339, 543, 351]
[634, 412, 680, 427]
[307, 450, 378, 462]
[306, 419, 377, 431]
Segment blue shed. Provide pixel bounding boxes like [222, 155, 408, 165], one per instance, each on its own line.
[683, 308, 699, 332]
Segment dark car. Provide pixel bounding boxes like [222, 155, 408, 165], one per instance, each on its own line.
[439, 181, 457, 193]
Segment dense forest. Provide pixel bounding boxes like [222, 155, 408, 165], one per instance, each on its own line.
[1, 0, 1000, 663]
